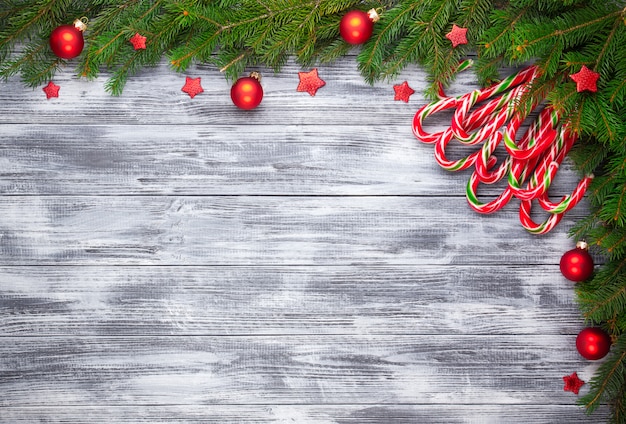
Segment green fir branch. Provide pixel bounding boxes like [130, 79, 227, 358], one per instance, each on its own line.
[579, 336, 626, 418]
[577, 260, 626, 323]
[357, 2, 423, 84]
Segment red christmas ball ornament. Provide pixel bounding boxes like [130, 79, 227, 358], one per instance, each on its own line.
[576, 327, 612, 360]
[339, 9, 380, 45]
[231, 72, 263, 110]
[49, 18, 88, 59]
[560, 241, 594, 282]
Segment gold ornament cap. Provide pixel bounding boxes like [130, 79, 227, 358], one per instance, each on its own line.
[367, 8, 381, 23]
[249, 71, 262, 82]
[73, 17, 88, 32]
[576, 240, 589, 250]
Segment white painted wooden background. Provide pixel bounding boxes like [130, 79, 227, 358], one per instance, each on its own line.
[0, 55, 608, 423]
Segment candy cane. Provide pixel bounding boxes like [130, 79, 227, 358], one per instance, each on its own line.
[437, 85, 527, 171]
[412, 84, 506, 145]
[452, 85, 524, 144]
[536, 129, 593, 214]
[412, 63, 592, 234]
[466, 171, 515, 214]
[507, 108, 561, 200]
[474, 132, 511, 184]
[512, 160, 559, 201]
[412, 96, 458, 143]
[519, 198, 565, 234]
[504, 107, 558, 161]
[517, 144, 573, 235]
[468, 104, 542, 210]
[538, 175, 592, 215]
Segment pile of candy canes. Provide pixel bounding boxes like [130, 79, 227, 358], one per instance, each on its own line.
[413, 61, 593, 234]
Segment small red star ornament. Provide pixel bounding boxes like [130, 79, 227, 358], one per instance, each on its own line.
[129, 33, 147, 50]
[181, 76, 204, 99]
[297, 68, 326, 96]
[393, 81, 415, 103]
[570, 65, 600, 93]
[445, 24, 468, 48]
[563, 372, 585, 395]
[42, 81, 60, 99]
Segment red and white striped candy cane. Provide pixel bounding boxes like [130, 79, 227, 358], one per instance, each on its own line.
[437, 88, 524, 171]
[432, 97, 513, 171]
[466, 171, 515, 214]
[434, 59, 475, 100]
[451, 85, 523, 144]
[412, 96, 458, 144]
[412, 63, 591, 234]
[512, 161, 560, 201]
[516, 127, 592, 233]
[474, 132, 511, 184]
[433, 128, 482, 171]
[504, 106, 558, 161]
[453, 66, 538, 143]
[467, 132, 539, 215]
[518, 198, 565, 234]
[536, 129, 593, 214]
[537, 175, 592, 215]
[506, 112, 560, 201]
[518, 123, 569, 200]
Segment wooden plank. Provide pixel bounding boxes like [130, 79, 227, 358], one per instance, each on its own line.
[0, 335, 596, 406]
[1, 265, 583, 336]
[0, 124, 583, 196]
[0, 195, 582, 265]
[0, 404, 606, 423]
[0, 59, 485, 126]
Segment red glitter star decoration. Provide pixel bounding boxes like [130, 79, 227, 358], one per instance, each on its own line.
[570, 65, 600, 93]
[297, 68, 326, 96]
[445, 24, 468, 48]
[181, 77, 204, 99]
[42, 81, 60, 99]
[563, 372, 585, 395]
[129, 33, 147, 50]
[393, 81, 415, 103]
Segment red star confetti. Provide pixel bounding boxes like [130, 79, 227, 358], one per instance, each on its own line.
[181, 76, 203, 99]
[563, 372, 585, 395]
[570, 65, 600, 93]
[129, 33, 147, 50]
[393, 81, 415, 103]
[445, 24, 468, 48]
[297, 68, 326, 96]
[42, 81, 60, 99]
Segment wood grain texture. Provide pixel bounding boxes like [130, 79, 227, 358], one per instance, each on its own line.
[0, 335, 600, 405]
[0, 405, 601, 424]
[0, 195, 583, 265]
[0, 123, 582, 196]
[0, 55, 605, 423]
[1, 265, 582, 336]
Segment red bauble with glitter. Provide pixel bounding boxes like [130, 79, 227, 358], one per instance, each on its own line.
[576, 327, 612, 360]
[231, 73, 263, 110]
[49, 19, 87, 59]
[339, 9, 379, 45]
[560, 241, 594, 282]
